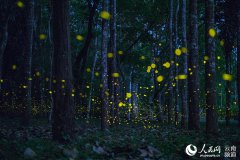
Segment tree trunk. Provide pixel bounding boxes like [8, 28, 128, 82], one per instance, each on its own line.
[188, 0, 200, 130]
[87, 48, 98, 119]
[237, 4, 240, 127]
[21, 0, 34, 125]
[174, 0, 180, 125]
[51, 0, 75, 142]
[168, 0, 174, 124]
[101, 0, 110, 130]
[181, 0, 188, 129]
[205, 0, 218, 134]
[110, 0, 120, 125]
[0, 0, 9, 91]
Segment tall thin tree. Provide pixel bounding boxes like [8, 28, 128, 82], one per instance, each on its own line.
[101, 0, 110, 130]
[51, 0, 75, 142]
[205, 0, 218, 134]
[188, 0, 200, 130]
[21, 0, 35, 125]
[181, 0, 188, 129]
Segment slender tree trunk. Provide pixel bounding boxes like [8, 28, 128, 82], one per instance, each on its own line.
[101, 0, 110, 130]
[237, 5, 240, 127]
[110, 0, 119, 124]
[205, 0, 218, 134]
[21, 0, 34, 125]
[174, 0, 180, 125]
[51, 0, 75, 142]
[181, 0, 188, 129]
[0, 0, 9, 91]
[224, 7, 232, 126]
[87, 49, 98, 119]
[168, 0, 174, 124]
[188, 0, 200, 130]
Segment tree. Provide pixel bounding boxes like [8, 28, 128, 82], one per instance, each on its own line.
[168, 0, 174, 124]
[237, 2, 240, 127]
[205, 0, 218, 134]
[51, 0, 75, 142]
[101, 0, 110, 130]
[181, 0, 188, 129]
[21, 0, 35, 125]
[0, 0, 9, 91]
[110, 0, 120, 124]
[188, 0, 200, 130]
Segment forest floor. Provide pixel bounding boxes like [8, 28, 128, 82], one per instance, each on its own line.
[0, 117, 239, 160]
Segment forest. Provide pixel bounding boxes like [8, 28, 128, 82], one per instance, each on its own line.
[0, 0, 240, 159]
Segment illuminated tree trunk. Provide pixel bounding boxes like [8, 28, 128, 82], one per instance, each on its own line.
[21, 0, 34, 125]
[188, 0, 200, 130]
[181, 0, 188, 129]
[52, 0, 75, 142]
[101, 0, 110, 130]
[205, 0, 218, 134]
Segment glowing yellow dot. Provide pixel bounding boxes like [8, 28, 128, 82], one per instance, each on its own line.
[209, 28, 216, 38]
[147, 66, 152, 73]
[71, 93, 75, 97]
[49, 91, 53, 94]
[36, 72, 41, 77]
[28, 77, 32, 81]
[61, 80, 65, 83]
[163, 62, 171, 68]
[39, 34, 46, 40]
[95, 72, 99, 77]
[0, 79, 3, 83]
[222, 74, 233, 81]
[176, 63, 179, 67]
[100, 11, 111, 20]
[105, 91, 110, 96]
[220, 39, 224, 46]
[100, 84, 103, 88]
[112, 72, 120, 78]
[126, 93, 132, 99]
[108, 53, 113, 58]
[86, 85, 90, 89]
[217, 56, 221, 60]
[118, 102, 124, 107]
[118, 51, 123, 55]
[156, 75, 164, 82]
[204, 56, 209, 61]
[76, 35, 84, 41]
[140, 56, 145, 60]
[62, 85, 65, 89]
[86, 68, 91, 72]
[181, 47, 188, 53]
[16, 1, 24, 8]
[177, 74, 187, 80]
[151, 63, 156, 69]
[23, 85, 28, 89]
[53, 80, 57, 83]
[155, 70, 158, 74]
[175, 48, 182, 56]
[12, 65, 17, 70]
